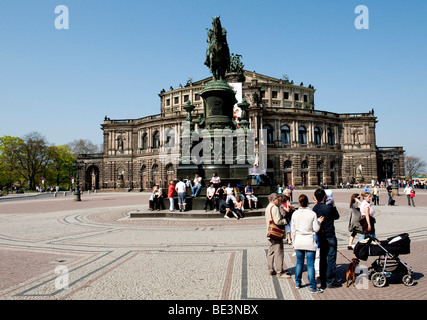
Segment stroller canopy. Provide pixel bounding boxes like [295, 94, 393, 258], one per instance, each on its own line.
[354, 233, 411, 261]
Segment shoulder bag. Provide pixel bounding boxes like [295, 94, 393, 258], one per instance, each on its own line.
[267, 206, 285, 240]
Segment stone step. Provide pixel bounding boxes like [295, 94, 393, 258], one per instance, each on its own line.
[185, 185, 272, 197]
[129, 208, 265, 219]
[149, 194, 271, 211]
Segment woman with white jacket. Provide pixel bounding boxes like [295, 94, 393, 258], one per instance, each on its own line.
[291, 194, 324, 293]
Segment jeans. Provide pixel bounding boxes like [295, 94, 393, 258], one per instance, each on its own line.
[191, 185, 201, 196]
[407, 195, 415, 206]
[318, 236, 337, 288]
[177, 192, 186, 206]
[294, 250, 317, 291]
[204, 197, 214, 210]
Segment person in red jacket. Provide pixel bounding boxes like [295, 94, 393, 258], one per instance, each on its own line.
[168, 180, 176, 212]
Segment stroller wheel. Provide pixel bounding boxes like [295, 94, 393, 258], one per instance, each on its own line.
[402, 274, 414, 286]
[371, 272, 387, 287]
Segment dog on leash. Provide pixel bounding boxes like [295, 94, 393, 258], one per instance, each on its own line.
[346, 258, 360, 287]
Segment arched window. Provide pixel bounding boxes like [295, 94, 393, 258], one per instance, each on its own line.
[263, 125, 274, 144]
[314, 127, 321, 145]
[152, 164, 159, 185]
[299, 126, 307, 145]
[281, 125, 290, 145]
[153, 131, 160, 149]
[327, 129, 334, 145]
[317, 161, 323, 185]
[142, 133, 148, 150]
[165, 129, 175, 147]
[166, 163, 175, 184]
[301, 161, 309, 170]
[330, 161, 336, 185]
[301, 160, 309, 186]
[284, 160, 292, 170]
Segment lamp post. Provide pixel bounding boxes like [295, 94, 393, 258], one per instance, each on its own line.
[390, 151, 399, 196]
[73, 160, 84, 201]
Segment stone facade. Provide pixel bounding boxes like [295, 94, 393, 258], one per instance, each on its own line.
[78, 70, 405, 190]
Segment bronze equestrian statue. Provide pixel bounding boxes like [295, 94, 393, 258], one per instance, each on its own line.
[204, 16, 230, 81]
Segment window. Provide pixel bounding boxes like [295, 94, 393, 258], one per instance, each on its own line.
[304, 94, 308, 102]
[283, 92, 289, 100]
[183, 95, 189, 103]
[327, 129, 334, 145]
[284, 160, 292, 170]
[314, 127, 321, 145]
[298, 126, 307, 145]
[260, 90, 266, 98]
[153, 131, 160, 149]
[272, 91, 278, 99]
[165, 129, 175, 147]
[294, 93, 299, 101]
[281, 125, 290, 145]
[195, 94, 201, 101]
[262, 125, 274, 144]
[166, 99, 170, 106]
[174, 97, 179, 104]
[142, 133, 148, 150]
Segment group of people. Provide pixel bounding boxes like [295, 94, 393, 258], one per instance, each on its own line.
[149, 173, 259, 216]
[266, 188, 341, 294]
[361, 182, 417, 207]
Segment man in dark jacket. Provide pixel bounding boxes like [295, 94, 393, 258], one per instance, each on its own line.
[313, 188, 341, 289]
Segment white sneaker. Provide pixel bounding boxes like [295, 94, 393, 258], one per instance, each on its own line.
[310, 288, 324, 294]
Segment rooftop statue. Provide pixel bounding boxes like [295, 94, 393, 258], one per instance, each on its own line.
[229, 53, 244, 74]
[204, 16, 230, 81]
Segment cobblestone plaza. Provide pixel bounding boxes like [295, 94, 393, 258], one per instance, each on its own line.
[0, 188, 425, 302]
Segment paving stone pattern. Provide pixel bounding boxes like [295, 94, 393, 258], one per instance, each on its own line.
[0, 188, 426, 300]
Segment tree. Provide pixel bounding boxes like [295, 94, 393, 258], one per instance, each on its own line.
[404, 155, 426, 179]
[0, 136, 23, 189]
[0, 132, 51, 190]
[67, 139, 100, 157]
[46, 145, 76, 188]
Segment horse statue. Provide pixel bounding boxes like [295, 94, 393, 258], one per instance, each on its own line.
[204, 16, 230, 81]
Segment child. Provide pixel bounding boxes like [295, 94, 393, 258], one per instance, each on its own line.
[325, 189, 334, 206]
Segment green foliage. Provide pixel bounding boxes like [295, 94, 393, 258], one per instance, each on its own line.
[0, 132, 77, 190]
[46, 145, 76, 188]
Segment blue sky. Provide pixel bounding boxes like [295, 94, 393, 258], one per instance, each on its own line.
[1, 0, 426, 166]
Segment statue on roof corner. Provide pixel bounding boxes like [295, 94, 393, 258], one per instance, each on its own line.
[204, 16, 230, 81]
[229, 53, 244, 75]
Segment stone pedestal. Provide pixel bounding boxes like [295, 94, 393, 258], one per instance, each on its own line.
[199, 80, 236, 130]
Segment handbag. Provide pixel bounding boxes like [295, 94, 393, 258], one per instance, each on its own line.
[267, 206, 285, 240]
[410, 190, 415, 198]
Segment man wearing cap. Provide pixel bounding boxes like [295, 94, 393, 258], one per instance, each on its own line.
[266, 193, 291, 278]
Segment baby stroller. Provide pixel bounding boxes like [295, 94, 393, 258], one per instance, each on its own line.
[353, 232, 414, 287]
